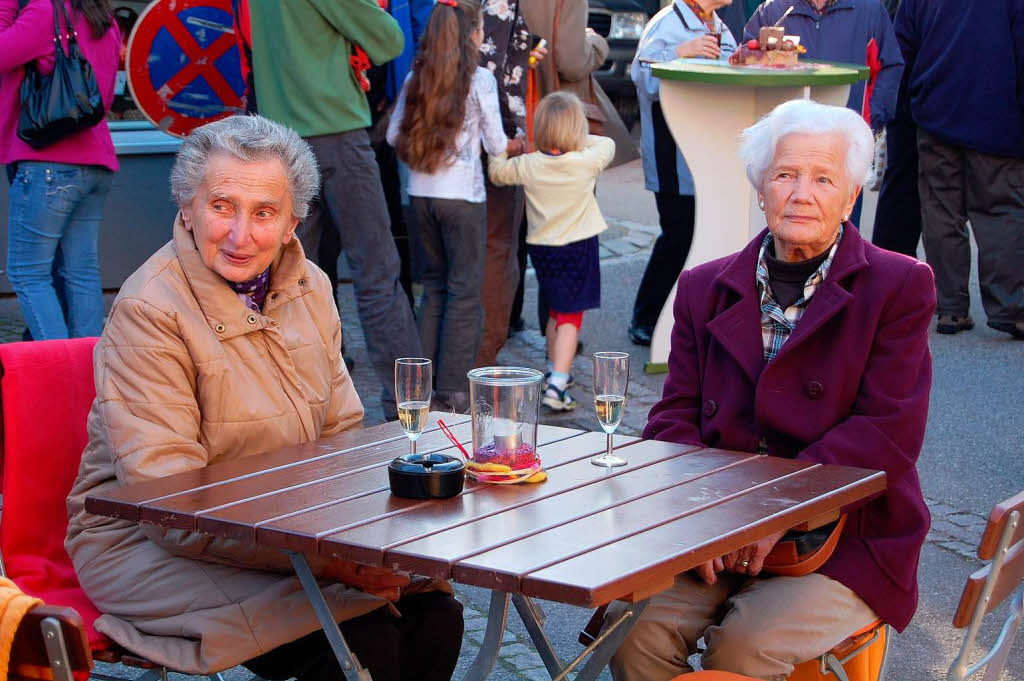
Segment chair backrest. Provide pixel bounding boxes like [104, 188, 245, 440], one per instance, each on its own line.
[9, 604, 92, 681]
[948, 490, 1024, 681]
[0, 339, 108, 649]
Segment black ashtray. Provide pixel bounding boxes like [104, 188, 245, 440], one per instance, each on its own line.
[388, 453, 466, 499]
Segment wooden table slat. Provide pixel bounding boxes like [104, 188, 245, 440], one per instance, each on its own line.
[253, 426, 594, 553]
[450, 456, 824, 592]
[517, 468, 886, 607]
[143, 421, 476, 532]
[320, 440, 705, 568]
[84, 413, 468, 520]
[376, 447, 746, 576]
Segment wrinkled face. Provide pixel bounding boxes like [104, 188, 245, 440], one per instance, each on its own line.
[760, 132, 860, 261]
[180, 153, 299, 283]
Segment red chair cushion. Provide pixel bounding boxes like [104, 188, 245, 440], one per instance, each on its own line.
[0, 338, 110, 650]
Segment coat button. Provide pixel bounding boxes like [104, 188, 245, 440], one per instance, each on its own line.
[806, 381, 824, 399]
[247, 315, 258, 325]
[214, 323, 226, 333]
[703, 400, 718, 417]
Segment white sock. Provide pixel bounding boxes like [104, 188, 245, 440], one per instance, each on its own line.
[548, 371, 569, 391]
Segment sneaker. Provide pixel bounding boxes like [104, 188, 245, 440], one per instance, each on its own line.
[542, 371, 575, 390]
[542, 385, 577, 411]
[987, 320, 1024, 339]
[936, 314, 974, 334]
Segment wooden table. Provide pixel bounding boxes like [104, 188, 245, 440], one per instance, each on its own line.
[85, 413, 885, 681]
[642, 59, 867, 373]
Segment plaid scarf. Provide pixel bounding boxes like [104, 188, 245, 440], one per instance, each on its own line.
[227, 267, 271, 313]
[755, 228, 842, 362]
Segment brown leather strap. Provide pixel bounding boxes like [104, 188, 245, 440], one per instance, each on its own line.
[551, 0, 563, 92]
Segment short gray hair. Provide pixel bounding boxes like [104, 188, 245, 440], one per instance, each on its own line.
[739, 99, 874, 193]
[170, 115, 320, 220]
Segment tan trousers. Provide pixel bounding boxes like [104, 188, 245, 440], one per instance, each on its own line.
[608, 572, 878, 681]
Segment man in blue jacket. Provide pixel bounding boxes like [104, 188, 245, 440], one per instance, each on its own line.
[896, 0, 1024, 338]
[745, 0, 902, 226]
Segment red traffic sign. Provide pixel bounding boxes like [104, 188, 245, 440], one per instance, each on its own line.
[126, 0, 245, 137]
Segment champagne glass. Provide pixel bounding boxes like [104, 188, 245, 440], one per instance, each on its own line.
[592, 351, 629, 467]
[395, 358, 432, 456]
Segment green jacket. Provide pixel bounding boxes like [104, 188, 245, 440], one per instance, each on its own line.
[249, 0, 404, 137]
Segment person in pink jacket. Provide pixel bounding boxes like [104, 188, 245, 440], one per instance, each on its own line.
[0, 0, 120, 340]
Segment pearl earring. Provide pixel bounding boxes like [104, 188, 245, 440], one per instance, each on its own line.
[757, 197, 765, 210]
[842, 215, 850, 222]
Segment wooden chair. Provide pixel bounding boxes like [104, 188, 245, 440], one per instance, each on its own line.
[946, 490, 1024, 681]
[0, 340, 227, 681]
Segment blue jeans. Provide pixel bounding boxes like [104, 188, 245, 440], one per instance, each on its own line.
[6, 162, 112, 340]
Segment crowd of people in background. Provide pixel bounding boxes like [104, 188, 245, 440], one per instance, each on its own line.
[0, 0, 1020, 388]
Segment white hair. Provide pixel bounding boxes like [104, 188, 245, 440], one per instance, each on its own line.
[739, 99, 874, 193]
[170, 115, 320, 220]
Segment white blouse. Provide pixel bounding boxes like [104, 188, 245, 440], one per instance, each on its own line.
[387, 67, 508, 203]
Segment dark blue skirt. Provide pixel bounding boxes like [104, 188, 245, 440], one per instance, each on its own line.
[527, 236, 601, 313]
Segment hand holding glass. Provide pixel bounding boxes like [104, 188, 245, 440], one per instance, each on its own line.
[395, 358, 431, 456]
[592, 351, 629, 467]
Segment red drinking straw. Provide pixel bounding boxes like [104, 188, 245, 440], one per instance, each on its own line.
[437, 419, 471, 459]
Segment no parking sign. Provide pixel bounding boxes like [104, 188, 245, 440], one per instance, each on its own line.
[126, 0, 245, 137]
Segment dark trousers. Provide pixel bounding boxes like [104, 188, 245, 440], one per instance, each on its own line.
[631, 192, 696, 330]
[873, 111, 922, 256]
[297, 129, 423, 415]
[242, 592, 464, 681]
[917, 128, 1024, 323]
[477, 180, 524, 366]
[411, 196, 487, 398]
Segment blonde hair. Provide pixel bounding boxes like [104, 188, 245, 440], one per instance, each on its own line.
[534, 92, 587, 153]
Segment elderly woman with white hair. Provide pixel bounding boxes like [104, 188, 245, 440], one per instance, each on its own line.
[608, 99, 935, 681]
[65, 115, 464, 681]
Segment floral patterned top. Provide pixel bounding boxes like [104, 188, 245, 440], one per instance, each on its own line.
[479, 0, 532, 137]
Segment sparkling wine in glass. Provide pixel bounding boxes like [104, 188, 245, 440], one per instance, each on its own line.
[395, 358, 432, 455]
[592, 351, 629, 467]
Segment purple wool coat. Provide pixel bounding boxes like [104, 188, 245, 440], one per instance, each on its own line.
[644, 224, 935, 632]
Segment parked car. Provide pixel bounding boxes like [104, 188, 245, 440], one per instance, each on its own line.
[587, 0, 659, 130]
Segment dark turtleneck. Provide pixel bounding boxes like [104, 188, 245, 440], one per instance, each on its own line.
[765, 242, 830, 310]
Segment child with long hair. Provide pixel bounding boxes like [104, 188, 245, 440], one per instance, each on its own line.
[489, 92, 615, 410]
[387, 0, 521, 412]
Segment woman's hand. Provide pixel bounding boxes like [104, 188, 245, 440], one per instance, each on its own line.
[324, 560, 411, 602]
[529, 44, 548, 67]
[676, 35, 721, 59]
[693, 556, 725, 585]
[722, 530, 786, 577]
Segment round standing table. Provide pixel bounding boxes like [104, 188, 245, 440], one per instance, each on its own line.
[644, 59, 867, 372]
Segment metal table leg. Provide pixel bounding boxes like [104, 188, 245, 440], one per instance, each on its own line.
[509, 597, 648, 681]
[287, 551, 372, 681]
[512, 594, 565, 678]
[461, 590, 511, 681]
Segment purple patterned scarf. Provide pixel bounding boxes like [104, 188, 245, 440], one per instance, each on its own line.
[227, 267, 271, 313]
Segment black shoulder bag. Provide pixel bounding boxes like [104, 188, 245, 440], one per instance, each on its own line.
[17, 0, 105, 149]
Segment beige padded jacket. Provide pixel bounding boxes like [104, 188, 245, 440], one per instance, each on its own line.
[64, 217, 384, 674]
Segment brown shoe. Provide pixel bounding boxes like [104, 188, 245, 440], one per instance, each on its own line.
[936, 314, 974, 334]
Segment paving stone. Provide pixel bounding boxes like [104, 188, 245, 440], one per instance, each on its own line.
[464, 616, 488, 632]
[601, 238, 639, 256]
[938, 540, 977, 559]
[506, 652, 547, 670]
[624, 232, 654, 248]
[599, 245, 614, 259]
[519, 668, 557, 681]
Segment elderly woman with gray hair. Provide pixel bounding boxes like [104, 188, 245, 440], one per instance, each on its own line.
[608, 100, 935, 681]
[65, 115, 463, 681]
